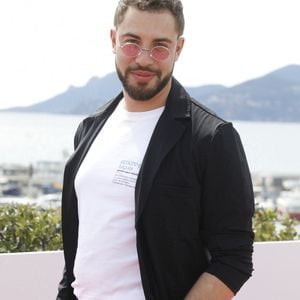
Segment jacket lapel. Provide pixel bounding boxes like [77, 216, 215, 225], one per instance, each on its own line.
[135, 78, 191, 225]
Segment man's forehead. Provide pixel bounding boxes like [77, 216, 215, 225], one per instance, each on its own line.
[115, 7, 178, 41]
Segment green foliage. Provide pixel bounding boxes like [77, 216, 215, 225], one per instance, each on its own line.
[253, 208, 300, 242]
[1, 204, 299, 252]
[0, 203, 62, 253]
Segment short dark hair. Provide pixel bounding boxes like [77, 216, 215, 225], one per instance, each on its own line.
[114, 0, 185, 36]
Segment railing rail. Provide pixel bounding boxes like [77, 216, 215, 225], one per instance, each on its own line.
[0, 241, 299, 300]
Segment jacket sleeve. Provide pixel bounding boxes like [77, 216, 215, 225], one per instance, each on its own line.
[201, 122, 255, 294]
[56, 266, 74, 299]
[56, 121, 85, 300]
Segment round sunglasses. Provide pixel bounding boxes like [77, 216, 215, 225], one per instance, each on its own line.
[119, 42, 170, 61]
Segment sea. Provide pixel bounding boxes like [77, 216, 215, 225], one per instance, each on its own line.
[0, 112, 300, 176]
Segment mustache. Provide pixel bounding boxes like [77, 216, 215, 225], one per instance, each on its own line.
[126, 65, 160, 75]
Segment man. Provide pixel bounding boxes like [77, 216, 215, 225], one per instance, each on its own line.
[57, 1, 254, 299]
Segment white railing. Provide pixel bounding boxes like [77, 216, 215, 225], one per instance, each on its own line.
[0, 250, 63, 300]
[0, 241, 299, 300]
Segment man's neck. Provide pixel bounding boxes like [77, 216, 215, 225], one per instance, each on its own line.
[122, 80, 171, 112]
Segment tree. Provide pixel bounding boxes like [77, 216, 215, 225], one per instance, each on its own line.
[253, 208, 299, 241]
[0, 204, 62, 253]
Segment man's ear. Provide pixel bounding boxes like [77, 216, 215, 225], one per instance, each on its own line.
[110, 29, 117, 53]
[175, 37, 185, 61]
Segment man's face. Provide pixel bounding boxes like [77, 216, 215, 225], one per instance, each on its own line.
[111, 7, 184, 101]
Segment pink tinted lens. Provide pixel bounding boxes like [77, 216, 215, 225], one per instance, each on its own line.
[121, 44, 139, 57]
[151, 47, 169, 60]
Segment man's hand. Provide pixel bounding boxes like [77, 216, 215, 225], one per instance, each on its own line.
[184, 272, 234, 300]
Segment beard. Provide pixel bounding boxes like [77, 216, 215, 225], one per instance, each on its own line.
[116, 63, 173, 101]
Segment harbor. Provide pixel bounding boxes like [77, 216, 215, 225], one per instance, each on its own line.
[0, 162, 63, 209]
[252, 173, 300, 219]
[1, 113, 300, 218]
[1, 162, 300, 220]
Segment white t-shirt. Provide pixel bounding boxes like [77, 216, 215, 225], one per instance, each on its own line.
[72, 100, 164, 299]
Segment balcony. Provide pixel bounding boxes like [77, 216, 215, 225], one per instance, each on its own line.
[0, 241, 299, 299]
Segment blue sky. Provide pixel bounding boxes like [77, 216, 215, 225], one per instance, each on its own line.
[0, 0, 299, 109]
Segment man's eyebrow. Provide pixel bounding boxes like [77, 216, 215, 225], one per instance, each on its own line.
[120, 33, 141, 40]
[153, 38, 173, 44]
[120, 33, 173, 44]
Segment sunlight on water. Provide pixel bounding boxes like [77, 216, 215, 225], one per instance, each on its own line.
[0, 112, 85, 165]
[0, 112, 299, 176]
[233, 121, 300, 175]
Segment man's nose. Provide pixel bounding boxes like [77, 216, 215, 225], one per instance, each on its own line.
[135, 49, 154, 66]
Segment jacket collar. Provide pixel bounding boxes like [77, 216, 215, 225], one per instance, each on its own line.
[164, 77, 191, 120]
